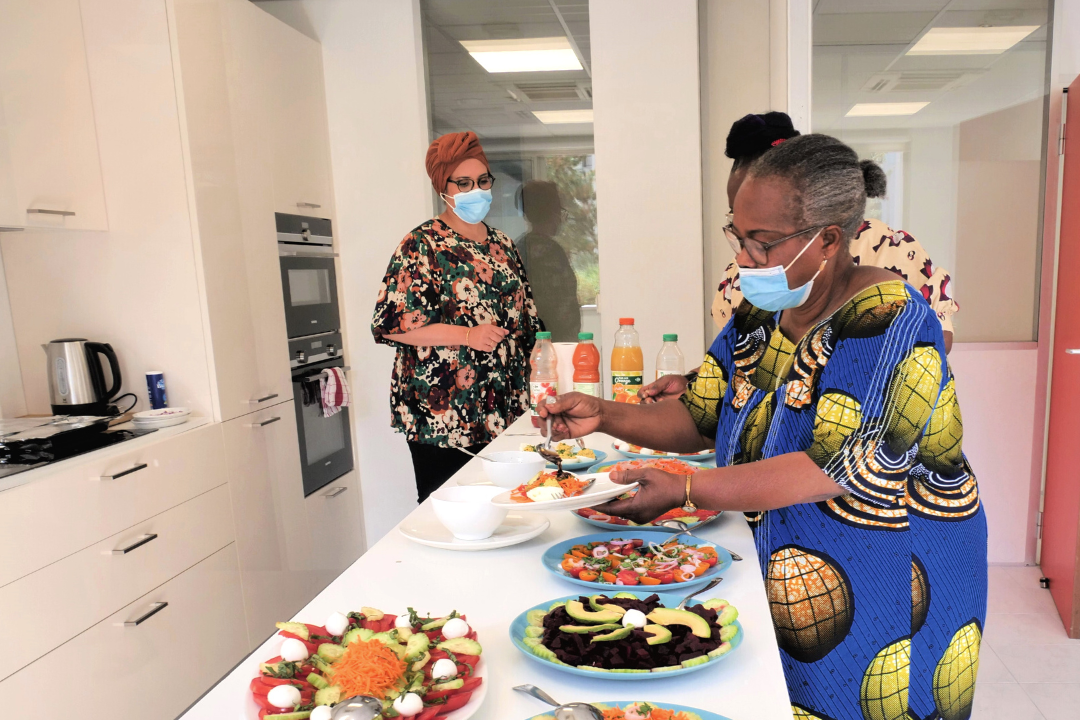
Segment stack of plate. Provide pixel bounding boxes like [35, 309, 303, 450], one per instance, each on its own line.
[132, 407, 191, 429]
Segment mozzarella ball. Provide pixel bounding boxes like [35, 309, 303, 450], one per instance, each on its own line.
[395, 613, 414, 629]
[441, 617, 470, 639]
[324, 612, 350, 637]
[267, 684, 301, 709]
[310, 706, 333, 720]
[622, 608, 648, 629]
[279, 637, 309, 662]
[392, 692, 425, 717]
[431, 658, 458, 680]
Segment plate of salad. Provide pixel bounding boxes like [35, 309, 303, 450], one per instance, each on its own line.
[612, 441, 715, 464]
[248, 606, 485, 720]
[522, 441, 607, 472]
[541, 531, 732, 591]
[490, 472, 637, 512]
[574, 459, 723, 531]
[528, 701, 731, 720]
[511, 591, 741, 680]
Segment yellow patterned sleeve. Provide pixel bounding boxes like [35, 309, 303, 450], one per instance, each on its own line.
[680, 352, 727, 439]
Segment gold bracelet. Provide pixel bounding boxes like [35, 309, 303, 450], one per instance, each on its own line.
[464, 327, 472, 346]
[683, 474, 697, 511]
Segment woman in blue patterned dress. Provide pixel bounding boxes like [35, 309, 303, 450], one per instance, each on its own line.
[539, 134, 987, 720]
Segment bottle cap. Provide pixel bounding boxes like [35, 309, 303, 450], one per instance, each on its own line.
[662, 333, 678, 342]
[536, 331, 552, 339]
[619, 317, 635, 325]
[578, 332, 594, 340]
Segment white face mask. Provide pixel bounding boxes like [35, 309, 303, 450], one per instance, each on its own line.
[738, 230, 826, 312]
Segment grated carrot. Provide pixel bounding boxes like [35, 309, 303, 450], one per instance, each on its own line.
[327, 638, 407, 700]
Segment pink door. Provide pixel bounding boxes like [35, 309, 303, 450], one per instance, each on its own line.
[1043, 75, 1080, 638]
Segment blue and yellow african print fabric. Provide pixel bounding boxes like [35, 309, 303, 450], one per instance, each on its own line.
[684, 281, 987, 720]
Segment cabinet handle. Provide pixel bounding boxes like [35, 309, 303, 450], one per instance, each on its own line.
[280, 250, 339, 258]
[27, 208, 76, 217]
[100, 463, 148, 481]
[112, 533, 159, 555]
[124, 601, 168, 627]
[1066, 349, 1080, 355]
[248, 416, 281, 428]
[249, 393, 279, 404]
[296, 202, 322, 209]
[324, 486, 347, 498]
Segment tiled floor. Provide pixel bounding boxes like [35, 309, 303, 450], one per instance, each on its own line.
[974, 564, 1080, 720]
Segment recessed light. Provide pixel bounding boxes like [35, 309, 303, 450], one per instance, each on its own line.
[907, 26, 1039, 55]
[845, 102, 930, 117]
[532, 109, 594, 124]
[460, 37, 582, 73]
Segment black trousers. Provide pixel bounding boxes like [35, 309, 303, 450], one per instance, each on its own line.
[408, 440, 490, 504]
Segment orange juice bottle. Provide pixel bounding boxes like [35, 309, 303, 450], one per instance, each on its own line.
[611, 318, 643, 403]
[572, 332, 601, 397]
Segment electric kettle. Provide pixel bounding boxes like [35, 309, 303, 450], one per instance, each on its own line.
[42, 339, 123, 416]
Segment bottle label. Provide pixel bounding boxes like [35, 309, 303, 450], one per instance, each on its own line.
[530, 381, 557, 415]
[611, 372, 643, 403]
[573, 381, 602, 398]
[656, 370, 682, 379]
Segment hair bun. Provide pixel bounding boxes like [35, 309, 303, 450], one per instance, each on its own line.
[725, 112, 800, 161]
[860, 160, 887, 198]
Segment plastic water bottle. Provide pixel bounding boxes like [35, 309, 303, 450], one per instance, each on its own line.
[529, 331, 558, 416]
[572, 332, 601, 398]
[656, 333, 685, 379]
[611, 318, 643, 403]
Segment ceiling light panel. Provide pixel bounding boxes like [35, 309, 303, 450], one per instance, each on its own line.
[846, 102, 930, 117]
[460, 37, 582, 73]
[907, 26, 1040, 55]
[532, 109, 594, 124]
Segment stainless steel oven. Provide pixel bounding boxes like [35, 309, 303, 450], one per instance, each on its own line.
[290, 332, 353, 496]
[278, 213, 341, 339]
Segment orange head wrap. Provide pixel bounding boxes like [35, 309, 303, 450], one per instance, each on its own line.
[425, 131, 490, 194]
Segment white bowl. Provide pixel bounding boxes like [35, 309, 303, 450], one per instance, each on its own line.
[480, 451, 546, 489]
[430, 485, 508, 541]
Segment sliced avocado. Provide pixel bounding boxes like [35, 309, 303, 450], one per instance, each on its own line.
[405, 631, 430, 660]
[422, 617, 448, 631]
[264, 713, 311, 720]
[342, 627, 374, 646]
[526, 609, 548, 627]
[702, 598, 729, 611]
[395, 626, 414, 641]
[407, 671, 426, 693]
[306, 672, 329, 689]
[651, 665, 683, 673]
[588, 595, 627, 616]
[361, 606, 385, 621]
[437, 637, 482, 655]
[525, 626, 544, 638]
[317, 643, 345, 662]
[643, 624, 673, 645]
[259, 660, 298, 678]
[612, 592, 638, 599]
[566, 600, 623, 625]
[314, 685, 343, 705]
[590, 625, 633, 643]
[718, 605, 739, 626]
[276, 621, 310, 640]
[681, 654, 711, 668]
[387, 642, 407, 660]
[409, 650, 430, 673]
[431, 678, 464, 692]
[646, 607, 713, 639]
[707, 641, 733, 658]
[558, 623, 622, 634]
[720, 624, 739, 643]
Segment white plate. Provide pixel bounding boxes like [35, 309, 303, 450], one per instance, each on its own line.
[133, 407, 190, 420]
[489, 472, 638, 512]
[133, 416, 191, 429]
[399, 511, 549, 551]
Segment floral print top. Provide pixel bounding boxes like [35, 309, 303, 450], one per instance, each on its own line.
[372, 218, 540, 448]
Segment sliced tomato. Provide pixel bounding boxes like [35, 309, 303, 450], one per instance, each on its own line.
[456, 653, 479, 667]
[252, 694, 277, 711]
[461, 676, 483, 692]
[423, 689, 454, 702]
[416, 708, 440, 720]
[303, 624, 330, 637]
[429, 649, 449, 660]
[440, 692, 473, 713]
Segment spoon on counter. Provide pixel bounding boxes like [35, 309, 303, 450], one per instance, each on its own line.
[514, 684, 603, 720]
[659, 519, 743, 562]
[675, 577, 723, 610]
[328, 695, 384, 720]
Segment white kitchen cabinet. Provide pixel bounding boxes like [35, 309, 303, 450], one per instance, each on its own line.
[0, 0, 108, 230]
[221, 400, 321, 648]
[305, 470, 365, 587]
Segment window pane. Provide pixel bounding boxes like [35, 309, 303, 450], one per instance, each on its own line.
[812, 0, 1052, 342]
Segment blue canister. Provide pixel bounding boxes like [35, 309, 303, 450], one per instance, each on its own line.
[145, 371, 168, 409]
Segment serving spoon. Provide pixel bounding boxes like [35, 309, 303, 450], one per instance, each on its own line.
[328, 695, 384, 720]
[659, 519, 743, 562]
[675, 577, 723, 610]
[514, 684, 603, 720]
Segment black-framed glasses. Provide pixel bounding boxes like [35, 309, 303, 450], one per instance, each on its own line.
[724, 212, 827, 265]
[447, 174, 495, 193]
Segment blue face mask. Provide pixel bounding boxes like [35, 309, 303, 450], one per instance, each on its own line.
[738, 230, 825, 312]
[443, 188, 492, 224]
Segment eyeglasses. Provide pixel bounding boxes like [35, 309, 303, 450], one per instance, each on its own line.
[723, 212, 827, 265]
[447, 174, 495, 193]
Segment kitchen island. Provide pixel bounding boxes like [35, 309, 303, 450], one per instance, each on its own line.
[179, 416, 794, 720]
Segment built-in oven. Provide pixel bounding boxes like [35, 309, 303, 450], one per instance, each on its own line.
[290, 331, 354, 496]
[278, 212, 341, 339]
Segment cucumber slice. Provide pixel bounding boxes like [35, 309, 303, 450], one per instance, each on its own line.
[306, 672, 328, 689]
[718, 605, 739, 626]
[526, 610, 547, 627]
[720, 624, 739, 642]
[524, 626, 544, 638]
[314, 685, 343, 705]
[681, 655, 710, 668]
[317, 644, 344, 662]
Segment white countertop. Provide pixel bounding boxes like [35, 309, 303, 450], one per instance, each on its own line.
[179, 415, 794, 720]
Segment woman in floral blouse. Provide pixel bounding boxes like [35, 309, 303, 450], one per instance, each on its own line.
[372, 131, 541, 502]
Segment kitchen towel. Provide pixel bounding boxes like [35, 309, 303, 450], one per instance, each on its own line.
[554, 342, 576, 395]
[320, 367, 351, 418]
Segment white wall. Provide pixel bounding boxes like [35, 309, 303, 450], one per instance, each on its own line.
[591, 0, 705, 380]
[260, 0, 432, 547]
[0, 246, 26, 417]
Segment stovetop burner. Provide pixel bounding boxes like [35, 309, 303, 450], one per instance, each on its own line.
[0, 426, 157, 479]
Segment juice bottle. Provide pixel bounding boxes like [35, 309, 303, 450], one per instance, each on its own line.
[610, 318, 643, 403]
[529, 331, 558, 416]
[572, 332, 601, 398]
[655, 333, 685, 379]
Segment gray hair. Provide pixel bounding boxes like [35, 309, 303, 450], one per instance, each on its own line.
[747, 134, 887, 239]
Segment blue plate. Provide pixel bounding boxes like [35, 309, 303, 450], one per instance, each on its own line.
[611, 443, 716, 464]
[549, 449, 607, 472]
[509, 590, 743, 681]
[527, 701, 732, 720]
[541, 530, 732, 591]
